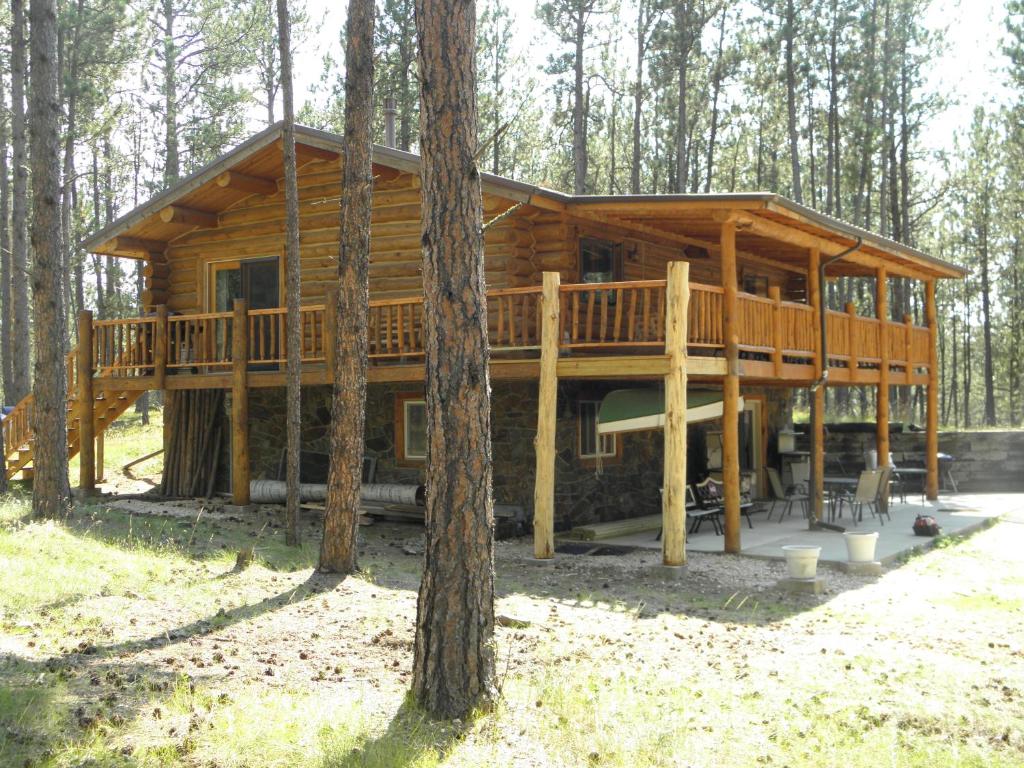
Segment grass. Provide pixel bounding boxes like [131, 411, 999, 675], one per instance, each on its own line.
[1, 486, 1023, 767]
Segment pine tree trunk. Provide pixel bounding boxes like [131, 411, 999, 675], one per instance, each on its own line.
[29, 0, 71, 518]
[704, 7, 726, 193]
[320, 0, 374, 573]
[412, 0, 495, 719]
[163, 0, 179, 184]
[278, 0, 302, 546]
[10, 0, 31, 402]
[572, 8, 587, 194]
[630, 0, 646, 194]
[1, 102, 12, 400]
[784, 0, 802, 203]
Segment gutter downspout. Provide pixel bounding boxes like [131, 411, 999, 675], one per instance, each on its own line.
[809, 237, 862, 532]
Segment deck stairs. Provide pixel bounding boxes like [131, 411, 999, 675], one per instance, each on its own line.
[3, 348, 143, 480]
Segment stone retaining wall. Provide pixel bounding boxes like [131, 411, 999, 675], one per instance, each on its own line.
[823, 429, 1024, 492]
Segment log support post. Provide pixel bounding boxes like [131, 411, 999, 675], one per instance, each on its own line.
[154, 305, 168, 390]
[533, 272, 560, 559]
[769, 285, 783, 378]
[925, 279, 939, 499]
[662, 261, 689, 566]
[231, 299, 250, 506]
[720, 219, 741, 553]
[845, 302, 858, 383]
[876, 267, 890, 466]
[808, 247, 824, 523]
[77, 310, 95, 494]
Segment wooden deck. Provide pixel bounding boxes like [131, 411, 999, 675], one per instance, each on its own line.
[84, 278, 931, 389]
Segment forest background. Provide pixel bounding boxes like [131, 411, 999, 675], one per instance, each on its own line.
[0, 0, 1021, 429]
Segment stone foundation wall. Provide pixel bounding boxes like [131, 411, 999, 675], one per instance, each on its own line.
[822, 429, 1024, 492]
[238, 381, 790, 529]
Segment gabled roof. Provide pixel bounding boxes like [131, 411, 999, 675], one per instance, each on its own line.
[83, 121, 966, 280]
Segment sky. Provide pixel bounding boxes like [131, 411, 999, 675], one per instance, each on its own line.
[289, 0, 1012, 159]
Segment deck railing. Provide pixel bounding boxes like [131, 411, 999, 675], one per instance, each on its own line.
[77, 278, 931, 381]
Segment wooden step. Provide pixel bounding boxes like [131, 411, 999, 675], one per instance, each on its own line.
[568, 514, 662, 541]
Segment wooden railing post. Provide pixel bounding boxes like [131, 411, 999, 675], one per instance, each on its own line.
[154, 305, 168, 389]
[77, 310, 95, 494]
[903, 313, 914, 372]
[231, 299, 250, 506]
[925, 280, 939, 499]
[720, 218, 741, 554]
[769, 286, 783, 378]
[662, 261, 689, 567]
[876, 267, 890, 466]
[808, 247, 824, 522]
[845, 302, 858, 382]
[533, 271, 560, 560]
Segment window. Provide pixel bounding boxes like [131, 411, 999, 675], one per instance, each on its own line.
[578, 400, 617, 460]
[396, 393, 427, 462]
[741, 271, 770, 298]
[579, 238, 622, 285]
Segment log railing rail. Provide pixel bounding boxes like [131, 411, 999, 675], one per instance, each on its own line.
[49, 278, 934, 389]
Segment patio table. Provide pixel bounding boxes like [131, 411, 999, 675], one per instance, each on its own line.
[893, 466, 928, 502]
[823, 476, 859, 521]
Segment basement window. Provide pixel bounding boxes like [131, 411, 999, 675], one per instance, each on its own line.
[578, 400, 618, 461]
[396, 393, 427, 462]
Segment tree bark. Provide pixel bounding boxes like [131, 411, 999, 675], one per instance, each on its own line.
[320, 0, 374, 573]
[1, 99, 12, 400]
[10, 0, 31, 401]
[30, 0, 71, 518]
[163, 0, 179, 184]
[572, 5, 587, 194]
[277, 0, 302, 546]
[412, 0, 496, 719]
[703, 6, 727, 193]
[783, 0, 802, 203]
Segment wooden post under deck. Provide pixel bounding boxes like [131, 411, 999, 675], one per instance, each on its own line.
[769, 286, 783, 378]
[808, 248, 824, 522]
[533, 271, 560, 559]
[231, 299, 250, 506]
[876, 267, 890, 466]
[845, 302, 859, 382]
[77, 310, 95, 493]
[925, 279, 939, 499]
[720, 219, 741, 553]
[662, 261, 689, 566]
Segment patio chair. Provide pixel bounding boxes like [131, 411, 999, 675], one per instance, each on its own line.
[887, 454, 908, 504]
[834, 468, 892, 525]
[703, 477, 755, 530]
[765, 467, 808, 523]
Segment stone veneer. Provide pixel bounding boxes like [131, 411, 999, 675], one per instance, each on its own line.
[237, 381, 789, 530]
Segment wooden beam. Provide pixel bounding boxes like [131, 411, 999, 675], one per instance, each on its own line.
[876, 267, 890, 467]
[111, 236, 166, 256]
[662, 261, 689, 567]
[231, 299, 250, 505]
[143, 261, 171, 279]
[721, 219, 742, 554]
[769, 286, 783, 377]
[291, 140, 340, 162]
[77, 310, 95, 494]
[533, 271, 560, 560]
[925, 279, 939, 499]
[216, 170, 277, 196]
[845, 302, 859, 382]
[159, 205, 218, 228]
[808, 247, 824, 522]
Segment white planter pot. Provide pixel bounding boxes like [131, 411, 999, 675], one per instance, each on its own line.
[782, 545, 821, 580]
[844, 531, 879, 563]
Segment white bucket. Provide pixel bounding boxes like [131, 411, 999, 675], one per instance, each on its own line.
[782, 545, 821, 580]
[844, 531, 879, 563]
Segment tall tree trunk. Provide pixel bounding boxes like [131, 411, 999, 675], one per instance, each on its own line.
[1, 100, 12, 400]
[320, 0, 374, 573]
[412, 0, 495, 719]
[10, 0, 31, 401]
[630, 0, 648, 194]
[704, 6, 726, 193]
[30, 0, 71, 517]
[278, 0, 302, 546]
[980, 218, 996, 425]
[92, 147, 106, 320]
[783, 0, 802, 203]
[674, 3, 691, 192]
[163, 0, 179, 184]
[572, 8, 587, 194]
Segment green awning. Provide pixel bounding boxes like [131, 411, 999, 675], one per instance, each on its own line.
[597, 389, 743, 435]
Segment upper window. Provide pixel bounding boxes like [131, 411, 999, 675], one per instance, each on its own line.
[578, 399, 617, 460]
[396, 393, 427, 462]
[579, 238, 623, 285]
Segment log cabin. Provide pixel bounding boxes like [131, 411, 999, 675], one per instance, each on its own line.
[2, 122, 966, 564]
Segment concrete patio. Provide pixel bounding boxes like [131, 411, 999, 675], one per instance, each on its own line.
[574, 493, 1021, 566]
